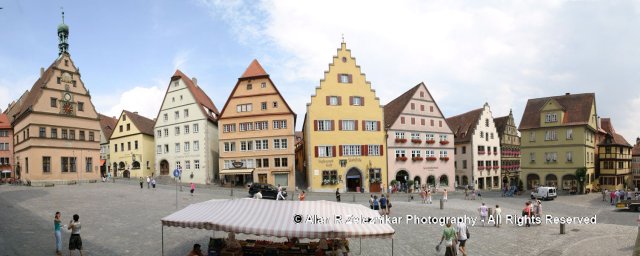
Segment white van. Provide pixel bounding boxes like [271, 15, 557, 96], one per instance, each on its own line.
[531, 186, 557, 200]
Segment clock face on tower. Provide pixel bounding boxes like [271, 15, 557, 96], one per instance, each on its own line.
[63, 92, 71, 101]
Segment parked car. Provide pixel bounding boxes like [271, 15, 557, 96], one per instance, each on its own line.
[617, 199, 640, 212]
[248, 183, 287, 199]
[531, 186, 557, 200]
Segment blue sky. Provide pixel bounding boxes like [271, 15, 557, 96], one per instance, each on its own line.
[2, 0, 640, 143]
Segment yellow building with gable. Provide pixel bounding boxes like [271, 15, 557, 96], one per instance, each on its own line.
[109, 110, 156, 178]
[304, 42, 387, 193]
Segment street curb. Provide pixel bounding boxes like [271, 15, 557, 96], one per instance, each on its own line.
[635, 226, 640, 256]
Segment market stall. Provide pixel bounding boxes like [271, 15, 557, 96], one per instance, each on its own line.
[161, 198, 395, 255]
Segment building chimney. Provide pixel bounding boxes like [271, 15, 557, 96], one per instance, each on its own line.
[40, 67, 44, 78]
[192, 77, 198, 87]
[565, 93, 570, 96]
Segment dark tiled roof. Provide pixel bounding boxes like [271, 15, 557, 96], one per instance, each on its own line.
[9, 58, 60, 123]
[172, 70, 219, 123]
[493, 115, 509, 138]
[98, 113, 118, 140]
[240, 59, 268, 79]
[0, 113, 10, 129]
[519, 93, 595, 130]
[122, 110, 155, 136]
[598, 118, 631, 147]
[445, 108, 483, 144]
[383, 83, 421, 128]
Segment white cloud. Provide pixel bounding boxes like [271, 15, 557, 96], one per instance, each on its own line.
[102, 84, 165, 120]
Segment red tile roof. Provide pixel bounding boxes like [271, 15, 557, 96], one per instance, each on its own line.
[446, 108, 483, 143]
[240, 59, 268, 79]
[519, 93, 595, 130]
[0, 113, 11, 129]
[98, 113, 118, 140]
[8, 58, 60, 123]
[383, 83, 421, 128]
[171, 70, 219, 123]
[122, 110, 156, 136]
[597, 118, 631, 147]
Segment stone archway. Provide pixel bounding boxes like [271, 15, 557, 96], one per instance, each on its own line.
[527, 173, 540, 190]
[545, 174, 558, 187]
[462, 175, 469, 186]
[123, 170, 130, 178]
[562, 174, 577, 190]
[160, 160, 169, 176]
[346, 167, 362, 192]
[455, 176, 460, 187]
[132, 161, 141, 170]
[427, 175, 436, 187]
[414, 176, 422, 190]
[439, 175, 449, 187]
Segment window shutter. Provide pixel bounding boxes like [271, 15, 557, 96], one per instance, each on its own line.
[332, 146, 336, 157]
[377, 121, 381, 131]
[380, 145, 384, 156]
[361, 97, 365, 106]
[314, 120, 318, 131]
[337, 96, 342, 105]
[326, 96, 330, 105]
[348, 74, 353, 83]
[337, 73, 341, 82]
[355, 120, 358, 131]
[339, 120, 343, 131]
[331, 120, 335, 131]
[362, 120, 366, 131]
[362, 145, 368, 156]
[349, 96, 353, 106]
[314, 146, 319, 158]
[339, 145, 343, 156]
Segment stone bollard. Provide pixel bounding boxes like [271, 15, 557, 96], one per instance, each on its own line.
[560, 223, 565, 234]
[440, 199, 444, 210]
[353, 194, 356, 202]
[230, 188, 234, 197]
[291, 191, 295, 201]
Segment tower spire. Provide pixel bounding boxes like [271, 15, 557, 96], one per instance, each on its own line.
[57, 8, 69, 56]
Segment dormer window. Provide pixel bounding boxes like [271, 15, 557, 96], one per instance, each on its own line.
[545, 113, 558, 123]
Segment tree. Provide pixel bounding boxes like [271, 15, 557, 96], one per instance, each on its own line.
[575, 167, 587, 194]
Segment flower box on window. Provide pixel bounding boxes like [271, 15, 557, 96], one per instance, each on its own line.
[411, 139, 422, 144]
[396, 156, 408, 161]
[395, 138, 407, 143]
[494, 151, 498, 155]
[493, 166, 499, 170]
[370, 178, 382, 183]
[426, 140, 436, 144]
[412, 156, 424, 161]
[439, 140, 450, 145]
[426, 156, 438, 161]
[478, 166, 485, 170]
[478, 151, 486, 155]
[440, 156, 450, 161]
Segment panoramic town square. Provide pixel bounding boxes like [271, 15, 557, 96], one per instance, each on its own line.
[3, 1, 640, 255]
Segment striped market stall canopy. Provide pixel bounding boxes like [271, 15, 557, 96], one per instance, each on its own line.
[161, 198, 395, 239]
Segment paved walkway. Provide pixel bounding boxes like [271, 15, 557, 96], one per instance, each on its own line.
[0, 182, 637, 255]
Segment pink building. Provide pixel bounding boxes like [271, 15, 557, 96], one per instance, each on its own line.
[0, 113, 13, 180]
[384, 83, 455, 191]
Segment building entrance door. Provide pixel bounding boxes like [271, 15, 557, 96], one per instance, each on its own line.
[346, 168, 362, 192]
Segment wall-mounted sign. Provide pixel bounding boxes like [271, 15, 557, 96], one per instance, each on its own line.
[232, 161, 243, 168]
[339, 160, 347, 167]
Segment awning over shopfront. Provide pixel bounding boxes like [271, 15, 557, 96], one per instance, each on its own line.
[219, 169, 254, 175]
[161, 199, 395, 239]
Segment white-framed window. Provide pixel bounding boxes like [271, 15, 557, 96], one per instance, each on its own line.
[255, 121, 268, 130]
[352, 96, 362, 106]
[164, 144, 169, 153]
[410, 133, 420, 140]
[439, 134, 448, 141]
[440, 151, 448, 158]
[241, 159, 255, 168]
[367, 145, 380, 156]
[529, 132, 536, 142]
[261, 102, 267, 110]
[273, 120, 287, 129]
[184, 142, 190, 152]
[272, 139, 287, 149]
[236, 104, 252, 112]
[224, 142, 235, 152]
[411, 150, 421, 158]
[175, 127, 180, 135]
[545, 152, 558, 163]
[426, 133, 435, 141]
[342, 145, 361, 156]
[317, 120, 332, 131]
[157, 145, 162, 154]
[223, 160, 232, 169]
[364, 121, 378, 131]
[163, 113, 168, 122]
[193, 141, 199, 151]
[176, 161, 181, 169]
[545, 113, 558, 123]
[341, 120, 355, 131]
[184, 109, 189, 118]
[395, 150, 406, 157]
[566, 152, 573, 162]
[175, 111, 180, 120]
[184, 125, 190, 134]
[530, 152, 536, 163]
[194, 160, 200, 169]
[255, 139, 268, 150]
[318, 146, 334, 158]
[566, 129, 573, 140]
[156, 130, 162, 138]
[239, 122, 254, 132]
[185, 160, 191, 170]
[338, 74, 351, 83]
[395, 132, 405, 139]
[175, 143, 180, 153]
[329, 96, 339, 106]
[544, 130, 557, 141]
[164, 128, 169, 137]
[223, 124, 235, 133]
[426, 150, 435, 157]
[240, 141, 251, 151]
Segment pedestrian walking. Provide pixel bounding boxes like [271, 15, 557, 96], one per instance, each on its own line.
[379, 194, 388, 215]
[478, 203, 488, 227]
[276, 187, 286, 200]
[146, 176, 151, 189]
[336, 188, 341, 202]
[139, 178, 143, 189]
[523, 202, 532, 227]
[369, 194, 374, 209]
[603, 189, 608, 201]
[190, 182, 195, 196]
[610, 190, 616, 205]
[427, 189, 433, 204]
[437, 221, 458, 256]
[68, 214, 83, 256]
[386, 194, 392, 215]
[420, 188, 427, 204]
[298, 191, 306, 201]
[372, 195, 379, 210]
[494, 205, 502, 228]
[443, 189, 448, 202]
[456, 220, 469, 256]
[54, 211, 62, 255]
[464, 188, 469, 200]
[152, 178, 156, 190]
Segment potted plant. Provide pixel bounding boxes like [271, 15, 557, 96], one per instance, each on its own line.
[390, 180, 398, 187]
[396, 156, 408, 161]
[395, 138, 407, 143]
[440, 156, 450, 161]
[439, 140, 449, 145]
[426, 156, 438, 161]
[412, 156, 424, 161]
[411, 139, 422, 144]
[407, 180, 415, 193]
[426, 139, 436, 144]
[331, 178, 338, 185]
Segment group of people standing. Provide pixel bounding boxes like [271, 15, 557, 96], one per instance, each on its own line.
[419, 187, 448, 204]
[368, 193, 392, 215]
[139, 176, 157, 190]
[53, 212, 83, 256]
[603, 188, 637, 205]
[521, 200, 542, 227]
